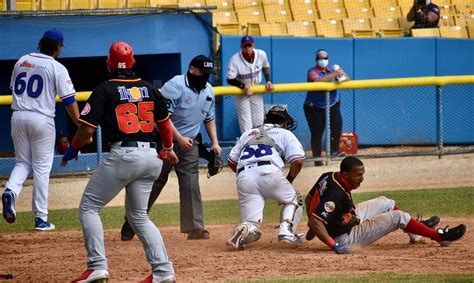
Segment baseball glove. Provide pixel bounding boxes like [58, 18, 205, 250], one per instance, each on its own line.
[207, 149, 224, 178]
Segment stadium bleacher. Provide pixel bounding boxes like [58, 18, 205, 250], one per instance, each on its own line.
[1, 0, 473, 38]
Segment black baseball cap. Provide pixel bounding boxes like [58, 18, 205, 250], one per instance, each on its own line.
[189, 55, 215, 74]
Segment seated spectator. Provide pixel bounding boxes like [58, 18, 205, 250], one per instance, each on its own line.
[407, 0, 440, 31]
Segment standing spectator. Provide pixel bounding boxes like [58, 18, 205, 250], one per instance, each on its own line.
[62, 41, 177, 282]
[303, 49, 349, 166]
[1, 28, 80, 230]
[407, 0, 440, 30]
[120, 55, 222, 241]
[226, 35, 274, 134]
[55, 132, 70, 155]
[226, 105, 305, 250]
[305, 156, 466, 254]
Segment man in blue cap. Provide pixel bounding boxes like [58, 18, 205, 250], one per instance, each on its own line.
[226, 35, 274, 134]
[1, 28, 79, 231]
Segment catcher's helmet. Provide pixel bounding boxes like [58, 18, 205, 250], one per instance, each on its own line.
[265, 105, 297, 131]
[107, 41, 134, 70]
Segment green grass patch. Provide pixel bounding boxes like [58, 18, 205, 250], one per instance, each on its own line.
[227, 273, 474, 282]
[1, 187, 472, 233]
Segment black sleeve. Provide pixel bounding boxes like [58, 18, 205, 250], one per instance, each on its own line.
[152, 88, 170, 122]
[79, 85, 106, 128]
[227, 78, 245, 89]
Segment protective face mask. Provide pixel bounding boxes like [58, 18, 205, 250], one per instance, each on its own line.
[57, 143, 69, 154]
[187, 71, 210, 92]
[317, 59, 329, 69]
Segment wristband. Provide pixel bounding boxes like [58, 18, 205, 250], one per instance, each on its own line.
[62, 145, 79, 162]
[326, 237, 336, 248]
[162, 143, 173, 150]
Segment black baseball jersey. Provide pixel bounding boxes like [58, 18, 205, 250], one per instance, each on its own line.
[310, 172, 357, 238]
[79, 72, 169, 143]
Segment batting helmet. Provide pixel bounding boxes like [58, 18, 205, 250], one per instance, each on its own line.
[107, 41, 134, 70]
[265, 105, 297, 131]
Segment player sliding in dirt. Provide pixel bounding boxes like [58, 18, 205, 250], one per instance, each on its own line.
[305, 156, 467, 254]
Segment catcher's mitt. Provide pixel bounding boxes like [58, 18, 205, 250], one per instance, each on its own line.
[207, 149, 224, 178]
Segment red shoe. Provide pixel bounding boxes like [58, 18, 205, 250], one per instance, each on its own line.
[139, 274, 176, 283]
[71, 269, 109, 282]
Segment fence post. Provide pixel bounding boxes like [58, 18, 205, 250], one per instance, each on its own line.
[325, 91, 331, 165]
[436, 86, 444, 159]
[96, 126, 103, 164]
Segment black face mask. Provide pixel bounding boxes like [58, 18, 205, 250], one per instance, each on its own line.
[187, 71, 210, 92]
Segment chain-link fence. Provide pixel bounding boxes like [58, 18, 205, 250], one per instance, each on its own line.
[0, 78, 472, 177]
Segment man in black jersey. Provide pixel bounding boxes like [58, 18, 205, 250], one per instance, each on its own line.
[62, 42, 177, 282]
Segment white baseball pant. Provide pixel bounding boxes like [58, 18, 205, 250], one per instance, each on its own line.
[335, 196, 411, 246]
[235, 94, 264, 134]
[79, 142, 174, 278]
[6, 110, 55, 220]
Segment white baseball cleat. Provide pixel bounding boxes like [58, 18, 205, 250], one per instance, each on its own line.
[278, 233, 304, 245]
[226, 223, 248, 251]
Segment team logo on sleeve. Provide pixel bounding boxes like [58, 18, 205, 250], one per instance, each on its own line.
[324, 201, 335, 213]
[81, 103, 91, 115]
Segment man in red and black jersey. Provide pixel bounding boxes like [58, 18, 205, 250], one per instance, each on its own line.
[62, 42, 177, 283]
[305, 156, 466, 254]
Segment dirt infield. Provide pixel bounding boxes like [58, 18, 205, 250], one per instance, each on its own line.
[1, 154, 473, 282]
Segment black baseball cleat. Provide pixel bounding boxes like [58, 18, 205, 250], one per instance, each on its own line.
[420, 215, 441, 228]
[187, 229, 210, 240]
[120, 221, 136, 241]
[437, 224, 467, 247]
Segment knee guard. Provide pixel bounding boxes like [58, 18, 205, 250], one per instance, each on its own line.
[280, 190, 304, 233]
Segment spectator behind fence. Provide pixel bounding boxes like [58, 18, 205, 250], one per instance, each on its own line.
[1, 28, 80, 231]
[55, 132, 70, 155]
[407, 0, 440, 31]
[226, 35, 274, 134]
[303, 49, 349, 166]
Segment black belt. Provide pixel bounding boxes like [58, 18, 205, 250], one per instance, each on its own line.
[237, 161, 272, 175]
[120, 141, 157, 148]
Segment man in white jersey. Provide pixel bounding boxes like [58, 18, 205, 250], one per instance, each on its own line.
[1, 28, 80, 231]
[226, 36, 274, 134]
[226, 105, 305, 250]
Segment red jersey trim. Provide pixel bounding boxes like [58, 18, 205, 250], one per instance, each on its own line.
[78, 119, 97, 129]
[311, 213, 328, 225]
[108, 78, 141, 82]
[156, 113, 170, 123]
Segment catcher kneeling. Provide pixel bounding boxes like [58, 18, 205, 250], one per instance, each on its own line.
[226, 105, 305, 250]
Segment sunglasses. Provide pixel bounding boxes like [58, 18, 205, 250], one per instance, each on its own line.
[318, 57, 329, 60]
[242, 43, 253, 48]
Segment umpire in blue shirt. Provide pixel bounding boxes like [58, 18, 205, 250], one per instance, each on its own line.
[121, 55, 222, 240]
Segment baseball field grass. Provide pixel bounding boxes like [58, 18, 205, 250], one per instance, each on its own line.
[1, 186, 472, 233]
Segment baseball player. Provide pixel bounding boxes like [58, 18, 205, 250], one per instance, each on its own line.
[62, 42, 177, 282]
[120, 55, 222, 241]
[226, 35, 274, 134]
[226, 105, 305, 250]
[306, 156, 467, 254]
[1, 28, 80, 231]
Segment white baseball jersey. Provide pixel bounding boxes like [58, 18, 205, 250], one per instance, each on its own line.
[228, 124, 305, 170]
[226, 49, 270, 86]
[10, 53, 76, 118]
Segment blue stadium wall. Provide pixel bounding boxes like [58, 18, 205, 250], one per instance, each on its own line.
[0, 14, 473, 154]
[0, 13, 214, 152]
[220, 36, 474, 148]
